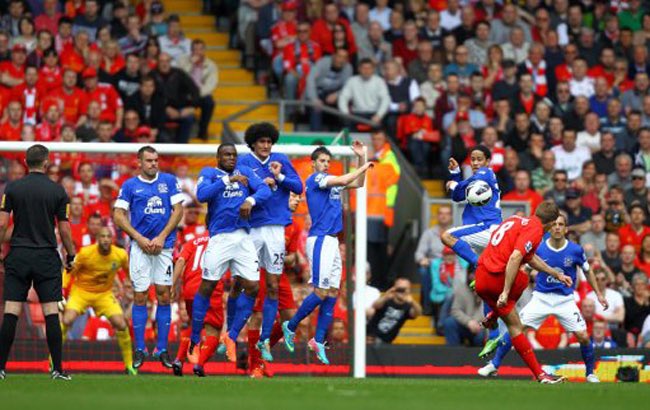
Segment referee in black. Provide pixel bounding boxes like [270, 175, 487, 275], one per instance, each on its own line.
[0, 144, 76, 380]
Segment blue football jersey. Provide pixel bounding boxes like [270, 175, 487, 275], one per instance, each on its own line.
[534, 239, 589, 296]
[115, 173, 184, 249]
[305, 172, 344, 236]
[238, 152, 303, 228]
[196, 165, 272, 236]
[450, 166, 502, 226]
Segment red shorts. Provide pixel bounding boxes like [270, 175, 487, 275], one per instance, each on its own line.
[253, 271, 296, 312]
[475, 264, 529, 318]
[185, 292, 224, 330]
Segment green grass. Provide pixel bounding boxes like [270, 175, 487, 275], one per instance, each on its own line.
[0, 375, 647, 410]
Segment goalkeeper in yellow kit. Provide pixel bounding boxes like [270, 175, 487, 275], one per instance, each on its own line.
[61, 227, 136, 375]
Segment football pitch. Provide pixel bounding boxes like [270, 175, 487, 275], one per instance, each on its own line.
[1, 375, 648, 410]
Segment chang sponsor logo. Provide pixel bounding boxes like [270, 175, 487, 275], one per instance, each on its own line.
[144, 196, 166, 215]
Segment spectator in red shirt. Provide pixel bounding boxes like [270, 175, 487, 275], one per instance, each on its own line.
[35, 0, 62, 35]
[397, 97, 436, 177]
[0, 43, 27, 87]
[49, 68, 85, 126]
[35, 100, 63, 141]
[74, 161, 99, 205]
[59, 30, 89, 73]
[270, 0, 298, 78]
[619, 203, 650, 253]
[11, 65, 44, 125]
[393, 20, 420, 69]
[82, 66, 124, 131]
[38, 48, 62, 93]
[282, 22, 322, 100]
[310, 3, 356, 56]
[0, 100, 22, 141]
[502, 169, 544, 212]
[588, 47, 616, 87]
[86, 178, 119, 221]
[68, 196, 86, 251]
[101, 39, 125, 76]
[55, 16, 74, 53]
[178, 202, 207, 246]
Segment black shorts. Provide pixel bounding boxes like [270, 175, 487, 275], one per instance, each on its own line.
[3, 247, 63, 303]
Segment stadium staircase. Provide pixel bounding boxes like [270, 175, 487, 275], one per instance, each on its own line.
[393, 179, 446, 345]
[164, 0, 289, 144]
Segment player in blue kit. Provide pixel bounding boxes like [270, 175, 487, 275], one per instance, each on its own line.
[442, 145, 502, 268]
[113, 146, 185, 369]
[238, 123, 303, 362]
[282, 142, 373, 365]
[442, 145, 504, 356]
[188, 143, 272, 363]
[478, 213, 609, 382]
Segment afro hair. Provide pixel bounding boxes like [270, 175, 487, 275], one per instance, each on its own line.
[244, 122, 279, 149]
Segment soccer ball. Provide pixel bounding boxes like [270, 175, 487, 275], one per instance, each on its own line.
[465, 180, 492, 206]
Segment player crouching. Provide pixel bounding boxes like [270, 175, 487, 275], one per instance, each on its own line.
[61, 227, 136, 375]
[282, 143, 373, 365]
[478, 213, 609, 382]
[475, 201, 572, 384]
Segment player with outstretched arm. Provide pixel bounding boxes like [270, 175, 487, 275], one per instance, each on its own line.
[238, 122, 303, 362]
[188, 143, 272, 363]
[282, 142, 373, 365]
[479, 213, 609, 382]
[114, 145, 184, 369]
[474, 201, 571, 383]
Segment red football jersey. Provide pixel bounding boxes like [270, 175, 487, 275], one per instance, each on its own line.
[82, 83, 123, 123]
[49, 87, 85, 124]
[178, 234, 224, 302]
[479, 215, 545, 273]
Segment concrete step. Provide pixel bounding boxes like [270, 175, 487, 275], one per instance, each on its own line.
[214, 104, 278, 118]
[398, 327, 434, 336]
[207, 121, 293, 136]
[189, 33, 229, 46]
[423, 179, 445, 197]
[220, 69, 253, 83]
[403, 315, 432, 328]
[205, 49, 240, 65]
[393, 335, 446, 345]
[163, 0, 202, 13]
[180, 14, 216, 29]
[214, 85, 266, 101]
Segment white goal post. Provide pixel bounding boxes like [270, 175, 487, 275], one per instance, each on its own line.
[0, 141, 369, 378]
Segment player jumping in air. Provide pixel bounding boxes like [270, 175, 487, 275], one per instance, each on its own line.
[61, 227, 135, 375]
[114, 146, 184, 369]
[188, 143, 271, 363]
[478, 213, 609, 382]
[475, 201, 571, 383]
[442, 145, 504, 356]
[171, 233, 225, 377]
[239, 122, 303, 363]
[282, 143, 373, 365]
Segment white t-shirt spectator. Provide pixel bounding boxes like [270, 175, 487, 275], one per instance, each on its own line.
[551, 145, 592, 180]
[587, 288, 624, 320]
[369, 7, 392, 31]
[569, 77, 595, 98]
[440, 10, 462, 31]
[576, 131, 601, 152]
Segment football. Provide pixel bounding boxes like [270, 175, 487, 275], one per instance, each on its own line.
[465, 180, 492, 206]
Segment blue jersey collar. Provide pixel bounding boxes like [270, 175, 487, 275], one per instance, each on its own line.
[545, 238, 569, 252]
[252, 153, 271, 165]
[137, 173, 159, 184]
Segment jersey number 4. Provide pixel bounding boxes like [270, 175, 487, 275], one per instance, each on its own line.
[490, 221, 515, 246]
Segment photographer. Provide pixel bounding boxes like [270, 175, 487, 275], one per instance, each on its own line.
[367, 278, 422, 344]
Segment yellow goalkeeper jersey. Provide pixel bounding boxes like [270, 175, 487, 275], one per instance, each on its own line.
[64, 244, 128, 293]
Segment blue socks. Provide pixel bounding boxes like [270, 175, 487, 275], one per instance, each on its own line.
[492, 332, 512, 369]
[581, 342, 595, 376]
[228, 293, 256, 341]
[261, 297, 279, 341]
[190, 293, 210, 344]
[315, 296, 337, 343]
[226, 296, 237, 330]
[155, 304, 171, 352]
[288, 292, 324, 332]
[452, 239, 478, 266]
[132, 304, 147, 352]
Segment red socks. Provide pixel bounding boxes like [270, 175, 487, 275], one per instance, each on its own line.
[247, 329, 262, 370]
[511, 333, 543, 377]
[176, 328, 191, 362]
[269, 321, 283, 348]
[198, 335, 219, 366]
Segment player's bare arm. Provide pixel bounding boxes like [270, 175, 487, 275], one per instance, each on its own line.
[498, 250, 524, 308]
[584, 267, 609, 310]
[240, 200, 253, 218]
[151, 203, 184, 254]
[171, 257, 186, 301]
[528, 254, 573, 287]
[113, 208, 153, 253]
[347, 141, 368, 188]
[326, 162, 374, 188]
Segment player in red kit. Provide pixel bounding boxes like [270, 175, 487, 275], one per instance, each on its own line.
[475, 201, 572, 384]
[171, 234, 224, 377]
[247, 193, 301, 378]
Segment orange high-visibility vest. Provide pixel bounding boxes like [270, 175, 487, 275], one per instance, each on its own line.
[350, 162, 399, 224]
